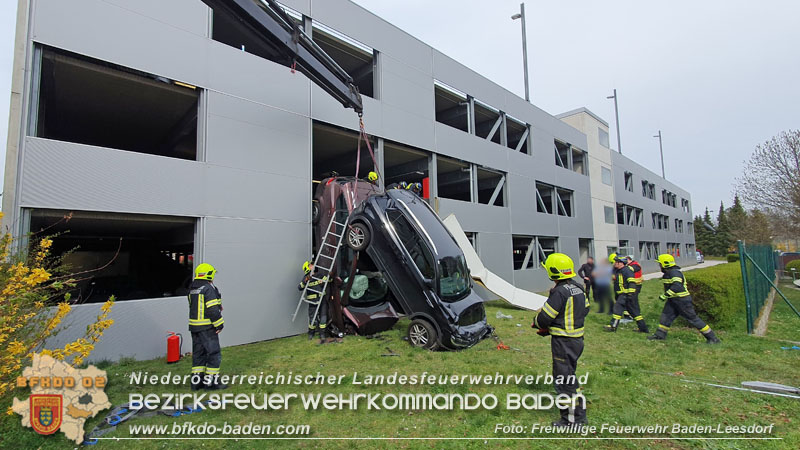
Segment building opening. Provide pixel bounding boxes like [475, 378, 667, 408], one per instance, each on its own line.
[312, 21, 375, 98]
[434, 81, 469, 133]
[506, 115, 530, 153]
[384, 141, 429, 192]
[312, 121, 375, 181]
[473, 100, 502, 145]
[33, 46, 199, 160]
[476, 167, 506, 207]
[436, 156, 471, 202]
[29, 210, 195, 303]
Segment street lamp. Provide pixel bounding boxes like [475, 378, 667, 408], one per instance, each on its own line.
[654, 130, 665, 179]
[511, 3, 530, 102]
[606, 89, 622, 154]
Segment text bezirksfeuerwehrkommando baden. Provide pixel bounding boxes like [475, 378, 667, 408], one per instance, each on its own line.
[129, 371, 587, 387]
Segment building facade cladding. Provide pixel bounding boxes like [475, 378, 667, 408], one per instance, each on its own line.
[609, 151, 696, 273]
[5, 0, 591, 361]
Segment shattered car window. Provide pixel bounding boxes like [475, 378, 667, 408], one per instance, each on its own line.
[387, 210, 435, 279]
[438, 255, 470, 302]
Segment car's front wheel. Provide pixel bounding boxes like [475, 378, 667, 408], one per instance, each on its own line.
[346, 223, 370, 251]
[407, 319, 439, 350]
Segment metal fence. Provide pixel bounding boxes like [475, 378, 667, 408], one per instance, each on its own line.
[738, 241, 800, 333]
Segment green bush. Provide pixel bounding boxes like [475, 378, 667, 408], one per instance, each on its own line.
[683, 263, 744, 330]
[726, 253, 740, 263]
[785, 259, 800, 273]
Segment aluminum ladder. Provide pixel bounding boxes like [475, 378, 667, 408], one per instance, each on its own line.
[291, 214, 349, 324]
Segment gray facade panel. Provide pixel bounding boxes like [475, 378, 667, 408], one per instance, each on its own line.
[21, 138, 203, 216]
[475, 232, 514, 282]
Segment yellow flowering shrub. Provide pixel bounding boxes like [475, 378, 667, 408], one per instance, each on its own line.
[0, 212, 115, 398]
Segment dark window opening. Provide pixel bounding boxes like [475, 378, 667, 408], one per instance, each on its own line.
[537, 237, 558, 262]
[29, 210, 195, 303]
[34, 46, 198, 160]
[572, 148, 586, 175]
[579, 238, 593, 261]
[434, 82, 469, 132]
[436, 155, 471, 202]
[506, 116, 529, 153]
[512, 236, 535, 270]
[312, 121, 374, 181]
[211, 1, 302, 69]
[312, 22, 375, 98]
[477, 167, 506, 207]
[536, 182, 554, 214]
[624, 171, 634, 192]
[473, 101, 502, 145]
[384, 141, 429, 192]
[556, 188, 573, 217]
[555, 140, 570, 168]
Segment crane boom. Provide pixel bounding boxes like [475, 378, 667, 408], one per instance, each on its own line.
[201, 0, 364, 113]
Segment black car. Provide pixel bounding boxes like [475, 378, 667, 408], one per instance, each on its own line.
[345, 189, 492, 350]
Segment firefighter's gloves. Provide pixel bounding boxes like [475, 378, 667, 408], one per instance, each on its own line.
[215, 324, 224, 334]
[536, 328, 550, 337]
[658, 294, 668, 302]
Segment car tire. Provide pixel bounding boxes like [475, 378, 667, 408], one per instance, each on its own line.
[407, 319, 439, 350]
[346, 223, 370, 251]
[311, 200, 320, 225]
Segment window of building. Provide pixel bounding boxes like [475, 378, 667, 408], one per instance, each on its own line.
[436, 155, 471, 202]
[512, 235, 557, 270]
[535, 182, 554, 214]
[387, 210, 435, 279]
[572, 148, 587, 175]
[652, 213, 670, 230]
[29, 209, 195, 302]
[311, 21, 376, 98]
[681, 198, 690, 213]
[383, 140, 429, 191]
[434, 81, 469, 133]
[506, 115, 531, 154]
[604, 206, 615, 224]
[662, 190, 677, 207]
[675, 219, 684, 233]
[464, 232, 478, 251]
[616, 203, 644, 227]
[473, 100, 502, 145]
[556, 188, 573, 217]
[686, 243, 695, 257]
[601, 166, 612, 186]
[687, 221, 694, 235]
[554, 140, 570, 169]
[639, 241, 661, 260]
[624, 171, 633, 192]
[32, 46, 199, 160]
[312, 122, 375, 179]
[598, 128, 610, 148]
[476, 167, 506, 207]
[667, 242, 681, 257]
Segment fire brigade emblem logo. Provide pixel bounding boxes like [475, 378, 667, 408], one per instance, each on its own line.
[30, 394, 62, 435]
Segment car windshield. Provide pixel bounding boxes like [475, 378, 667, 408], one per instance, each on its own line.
[438, 255, 470, 302]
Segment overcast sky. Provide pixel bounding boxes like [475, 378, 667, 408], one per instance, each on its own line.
[1, 0, 798, 215]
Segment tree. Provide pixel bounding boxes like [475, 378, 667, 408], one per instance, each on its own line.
[694, 208, 714, 255]
[736, 130, 800, 236]
[714, 202, 732, 255]
[741, 210, 773, 245]
[728, 195, 748, 242]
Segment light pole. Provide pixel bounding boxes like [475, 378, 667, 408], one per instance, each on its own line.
[511, 3, 530, 102]
[654, 130, 665, 179]
[606, 89, 622, 154]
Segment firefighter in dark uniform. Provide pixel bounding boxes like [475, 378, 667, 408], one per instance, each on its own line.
[648, 254, 721, 343]
[299, 261, 329, 341]
[624, 255, 644, 321]
[532, 253, 589, 426]
[604, 254, 649, 333]
[188, 263, 227, 390]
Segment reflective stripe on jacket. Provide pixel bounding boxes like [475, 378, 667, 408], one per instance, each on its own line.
[614, 265, 637, 295]
[534, 278, 590, 338]
[662, 266, 690, 298]
[188, 279, 223, 332]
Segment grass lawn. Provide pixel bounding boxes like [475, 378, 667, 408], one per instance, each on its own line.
[2, 264, 799, 449]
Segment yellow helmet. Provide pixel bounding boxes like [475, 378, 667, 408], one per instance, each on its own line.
[367, 171, 378, 182]
[608, 253, 617, 264]
[195, 263, 216, 280]
[657, 254, 676, 268]
[541, 253, 576, 281]
[302, 261, 312, 273]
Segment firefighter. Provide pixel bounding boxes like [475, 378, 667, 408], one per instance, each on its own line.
[367, 171, 379, 184]
[604, 254, 649, 333]
[405, 181, 423, 196]
[648, 254, 721, 344]
[188, 263, 227, 390]
[299, 261, 329, 341]
[532, 253, 589, 427]
[624, 255, 644, 320]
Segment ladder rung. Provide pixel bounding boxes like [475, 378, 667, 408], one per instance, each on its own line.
[304, 299, 321, 305]
[318, 254, 334, 260]
[307, 289, 324, 296]
[333, 221, 346, 227]
[323, 243, 337, 248]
